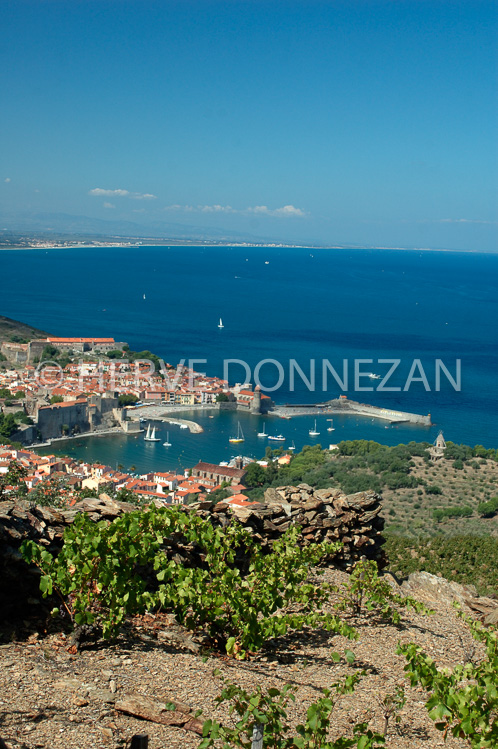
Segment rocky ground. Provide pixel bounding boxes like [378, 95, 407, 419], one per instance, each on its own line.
[1, 568, 491, 749]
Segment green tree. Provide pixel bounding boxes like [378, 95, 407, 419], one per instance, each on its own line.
[0, 413, 18, 440]
[41, 344, 59, 360]
[215, 392, 229, 402]
[118, 393, 139, 407]
[244, 462, 267, 488]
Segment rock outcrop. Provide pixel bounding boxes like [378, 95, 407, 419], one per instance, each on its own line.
[400, 571, 498, 625]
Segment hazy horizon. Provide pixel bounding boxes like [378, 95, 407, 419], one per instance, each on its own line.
[1, 1, 497, 252]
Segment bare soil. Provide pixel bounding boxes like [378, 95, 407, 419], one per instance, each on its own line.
[0, 568, 479, 749]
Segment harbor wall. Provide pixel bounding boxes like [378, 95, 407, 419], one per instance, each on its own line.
[342, 400, 432, 426]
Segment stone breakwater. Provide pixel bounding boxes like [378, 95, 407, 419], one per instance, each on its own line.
[278, 397, 432, 426]
[0, 487, 384, 625]
[335, 399, 432, 426]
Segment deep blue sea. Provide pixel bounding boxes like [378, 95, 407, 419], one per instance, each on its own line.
[1, 245, 497, 472]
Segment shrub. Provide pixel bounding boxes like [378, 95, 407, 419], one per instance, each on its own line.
[433, 506, 473, 522]
[199, 673, 385, 749]
[21, 507, 355, 654]
[477, 497, 498, 518]
[399, 615, 498, 747]
[425, 485, 442, 495]
[335, 558, 432, 624]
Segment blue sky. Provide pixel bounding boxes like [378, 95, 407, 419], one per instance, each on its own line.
[1, 0, 497, 250]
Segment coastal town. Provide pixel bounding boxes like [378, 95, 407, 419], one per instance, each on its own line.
[0, 332, 435, 509]
[0, 334, 278, 508]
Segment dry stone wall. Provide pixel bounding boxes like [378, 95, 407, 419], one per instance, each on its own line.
[0, 485, 384, 625]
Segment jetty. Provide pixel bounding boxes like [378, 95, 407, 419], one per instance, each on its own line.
[274, 397, 432, 426]
[128, 405, 205, 433]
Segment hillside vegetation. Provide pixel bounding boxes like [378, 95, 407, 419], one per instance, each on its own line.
[0, 313, 50, 343]
[246, 440, 498, 537]
[244, 439, 498, 595]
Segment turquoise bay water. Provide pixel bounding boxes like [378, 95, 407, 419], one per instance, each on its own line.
[2, 245, 497, 470]
[38, 409, 434, 474]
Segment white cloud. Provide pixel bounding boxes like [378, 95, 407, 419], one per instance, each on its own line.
[163, 203, 306, 217]
[4, 178, 11, 183]
[89, 187, 157, 200]
[437, 218, 497, 225]
[200, 204, 235, 213]
[103, 202, 115, 209]
[248, 204, 306, 217]
[89, 188, 130, 197]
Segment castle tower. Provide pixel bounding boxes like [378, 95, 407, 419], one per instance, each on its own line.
[250, 384, 262, 413]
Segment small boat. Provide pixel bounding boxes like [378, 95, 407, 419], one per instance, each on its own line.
[180, 424, 188, 429]
[257, 425, 267, 437]
[229, 421, 244, 443]
[143, 293, 146, 300]
[309, 420, 320, 436]
[327, 418, 335, 432]
[288, 441, 296, 451]
[144, 424, 160, 442]
[163, 432, 172, 447]
[218, 317, 224, 329]
[367, 373, 381, 380]
[268, 434, 285, 441]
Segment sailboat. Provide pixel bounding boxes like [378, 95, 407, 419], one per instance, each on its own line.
[257, 424, 267, 437]
[218, 317, 224, 329]
[163, 431, 172, 447]
[309, 420, 320, 436]
[144, 423, 160, 442]
[287, 440, 296, 451]
[327, 419, 335, 432]
[143, 293, 146, 300]
[229, 421, 244, 443]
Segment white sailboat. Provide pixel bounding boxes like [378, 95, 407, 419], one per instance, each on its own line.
[163, 431, 172, 447]
[257, 424, 267, 437]
[327, 419, 335, 432]
[288, 440, 296, 451]
[309, 420, 320, 436]
[229, 421, 244, 443]
[218, 317, 224, 329]
[144, 423, 160, 442]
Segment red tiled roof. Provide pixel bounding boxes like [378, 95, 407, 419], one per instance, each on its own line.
[47, 337, 115, 343]
[193, 462, 246, 478]
[39, 399, 88, 410]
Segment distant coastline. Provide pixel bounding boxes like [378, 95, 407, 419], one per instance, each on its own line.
[0, 231, 491, 254]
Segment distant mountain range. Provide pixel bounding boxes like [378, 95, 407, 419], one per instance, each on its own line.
[0, 210, 276, 244]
